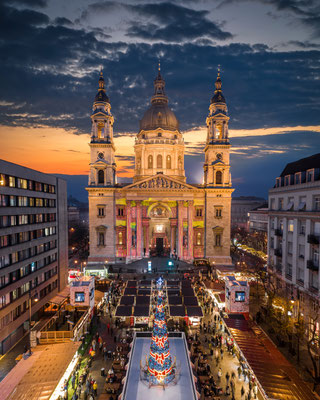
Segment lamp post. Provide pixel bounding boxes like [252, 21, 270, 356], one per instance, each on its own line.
[28, 288, 39, 350]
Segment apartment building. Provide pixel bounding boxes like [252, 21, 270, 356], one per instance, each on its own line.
[268, 153, 320, 330]
[0, 160, 68, 354]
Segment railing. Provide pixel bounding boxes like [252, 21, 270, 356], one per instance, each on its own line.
[40, 330, 73, 343]
[307, 234, 320, 245]
[307, 260, 319, 271]
[39, 309, 89, 344]
[274, 248, 282, 257]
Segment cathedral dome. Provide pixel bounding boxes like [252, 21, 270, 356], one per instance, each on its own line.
[140, 103, 179, 131]
[139, 66, 179, 132]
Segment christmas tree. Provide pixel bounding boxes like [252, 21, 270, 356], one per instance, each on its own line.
[147, 279, 174, 384]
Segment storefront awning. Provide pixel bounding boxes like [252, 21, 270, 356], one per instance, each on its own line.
[169, 306, 186, 317]
[133, 306, 150, 317]
[183, 297, 199, 306]
[136, 296, 150, 305]
[168, 296, 182, 305]
[127, 280, 137, 288]
[182, 287, 195, 296]
[124, 288, 137, 296]
[186, 306, 203, 317]
[115, 306, 132, 317]
[120, 296, 135, 305]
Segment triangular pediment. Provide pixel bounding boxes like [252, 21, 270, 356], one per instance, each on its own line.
[124, 174, 196, 190]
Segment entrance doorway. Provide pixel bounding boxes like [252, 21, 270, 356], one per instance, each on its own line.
[156, 238, 164, 256]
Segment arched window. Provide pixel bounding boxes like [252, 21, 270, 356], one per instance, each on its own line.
[118, 231, 123, 245]
[197, 232, 201, 245]
[148, 155, 153, 169]
[98, 232, 105, 246]
[166, 155, 171, 169]
[215, 234, 221, 247]
[157, 154, 162, 168]
[216, 171, 222, 185]
[98, 170, 104, 184]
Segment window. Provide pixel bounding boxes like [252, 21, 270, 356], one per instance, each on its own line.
[9, 176, 15, 187]
[286, 197, 294, 211]
[98, 232, 105, 246]
[196, 208, 202, 217]
[97, 206, 105, 217]
[270, 199, 275, 210]
[314, 222, 320, 235]
[285, 175, 291, 186]
[288, 220, 294, 232]
[118, 231, 123, 245]
[17, 178, 27, 189]
[215, 234, 221, 247]
[166, 155, 171, 169]
[215, 208, 222, 218]
[299, 221, 306, 235]
[313, 196, 320, 211]
[298, 196, 306, 211]
[298, 244, 305, 258]
[0, 174, 6, 186]
[10, 196, 16, 206]
[235, 291, 245, 302]
[157, 154, 162, 168]
[287, 242, 293, 255]
[307, 169, 314, 182]
[270, 237, 274, 249]
[294, 173, 301, 184]
[215, 171, 222, 185]
[75, 292, 85, 302]
[148, 155, 153, 169]
[278, 198, 284, 210]
[98, 170, 104, 184]
[196, 232, 201, 246]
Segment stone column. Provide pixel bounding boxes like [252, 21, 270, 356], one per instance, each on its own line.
[188, 200, 194, 261]
[126, 203, 131, 262]
[177, 201, 184, 259]
[136, 201, 142, 259]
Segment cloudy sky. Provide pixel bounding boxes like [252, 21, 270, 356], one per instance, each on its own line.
[0, 0, 319, 200]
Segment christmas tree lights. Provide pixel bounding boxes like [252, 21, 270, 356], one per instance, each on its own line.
[147, 279, 174, 385]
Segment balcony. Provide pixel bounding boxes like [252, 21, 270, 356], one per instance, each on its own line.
[274, 248, 282, 257]
[309, 285, 319, 294]
[307, 260, 319, 272]
[307, 234, 320, 245]
[275, 229, 283, 237]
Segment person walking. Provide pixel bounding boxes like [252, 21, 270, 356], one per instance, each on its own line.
[93, 380, 98, 397]
[225, 371, 230, 385]
[217, 368, 222, 382]
[237, 366, 242, 379]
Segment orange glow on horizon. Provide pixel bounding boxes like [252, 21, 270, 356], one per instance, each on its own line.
[0, 124, 319, 177]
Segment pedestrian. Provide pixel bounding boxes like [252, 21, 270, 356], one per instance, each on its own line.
[225, 385, 230, 396]
[225, 371, 230, 384]
[71, 373, 76, 389]
[241, 386, 245, 397]
[217, 368, 222, 382]
[237, 366, 242, 379]
[93, 380, 98, 396]
[220, 347, 224, 359]
[253, 384, 258, 399]
[107, 322, 110, 334]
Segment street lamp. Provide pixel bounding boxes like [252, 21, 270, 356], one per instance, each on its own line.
[29, 288, 39, 350]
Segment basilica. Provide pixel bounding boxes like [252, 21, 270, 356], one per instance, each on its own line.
[86, 66, 233, 265]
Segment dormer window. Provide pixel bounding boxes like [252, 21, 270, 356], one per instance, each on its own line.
[276, 177, 281, 187]
[294, 173, 301, 185]
[307, 169, 314, 182]
[285, 175, 291, 186]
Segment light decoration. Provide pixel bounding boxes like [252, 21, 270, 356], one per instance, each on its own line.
[147, 278, 174, 384]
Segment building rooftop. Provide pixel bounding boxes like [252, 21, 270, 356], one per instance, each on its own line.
[280, 152, 320, 177]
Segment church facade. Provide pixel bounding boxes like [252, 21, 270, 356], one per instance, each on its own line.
[86, 67, 233, 265]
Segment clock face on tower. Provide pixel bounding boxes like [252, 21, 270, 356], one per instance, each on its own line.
[98, 152, 104, 159]
[216, 153, 223, 160]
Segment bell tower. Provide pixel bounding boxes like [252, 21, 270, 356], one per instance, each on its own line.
[203, 68, 231, 188]
[88, 70, 116, 187]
